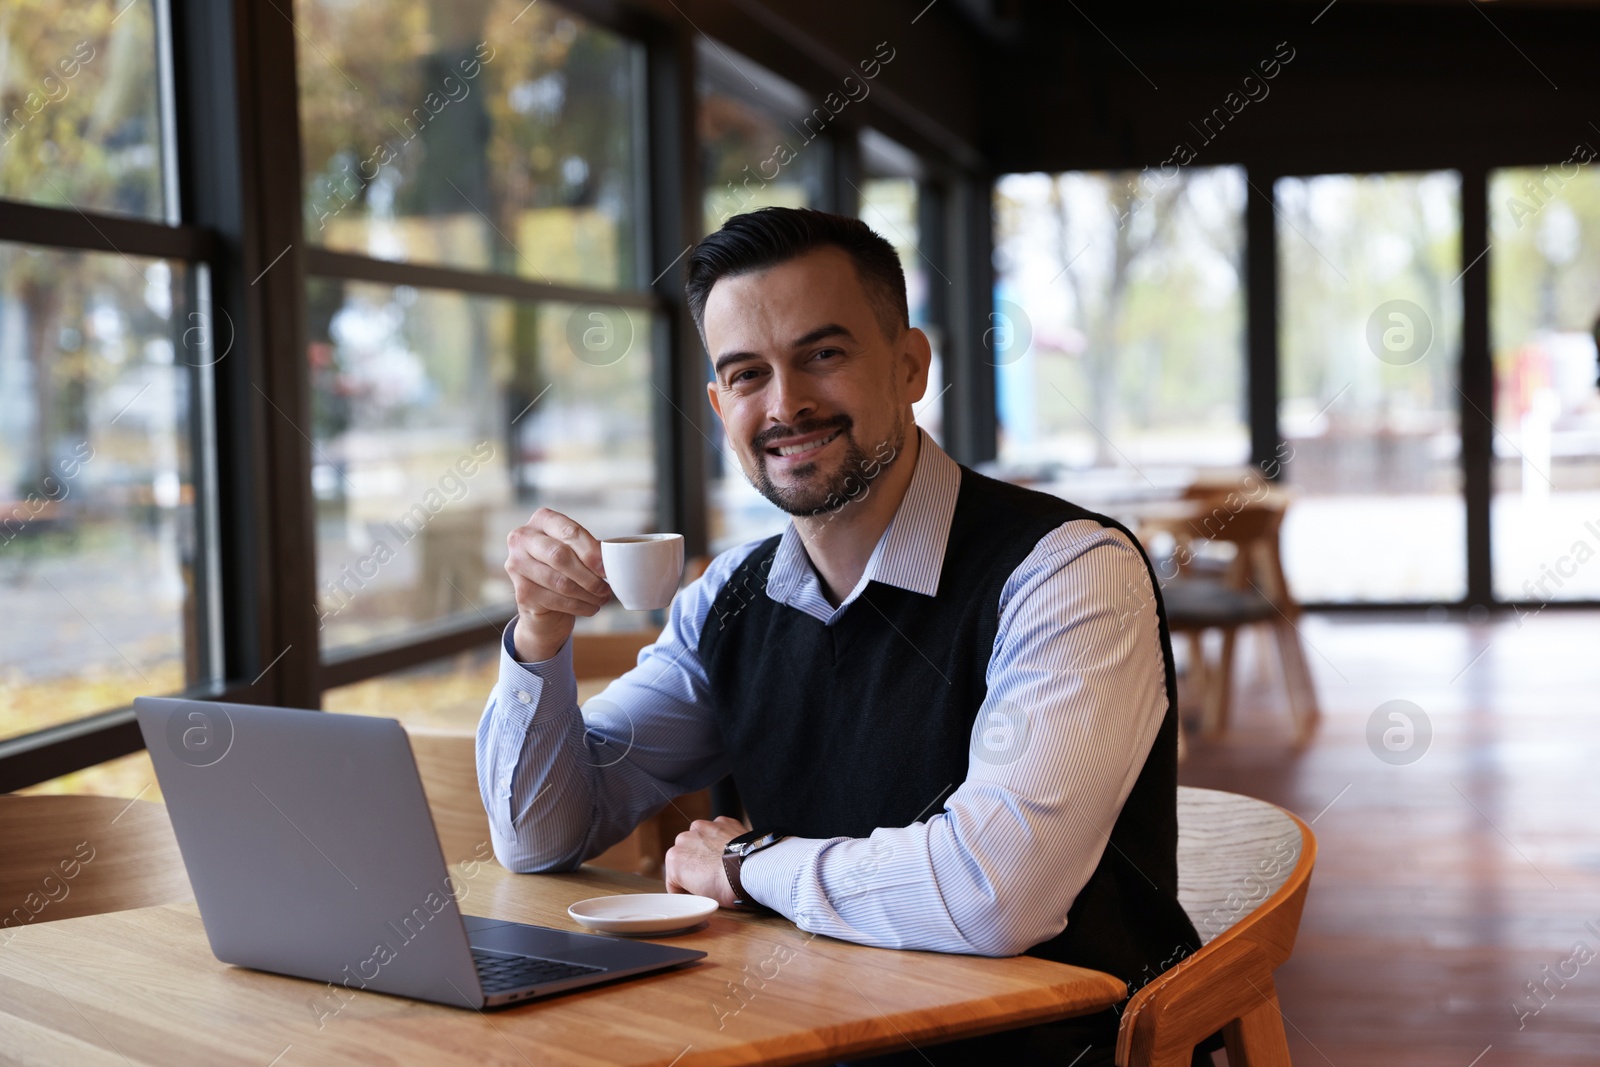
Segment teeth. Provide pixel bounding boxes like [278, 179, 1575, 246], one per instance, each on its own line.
[776, 430, 839, 458]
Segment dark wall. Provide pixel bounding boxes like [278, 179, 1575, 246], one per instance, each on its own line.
[984, 0, 1600, 175]
[625, 0, 985, 171]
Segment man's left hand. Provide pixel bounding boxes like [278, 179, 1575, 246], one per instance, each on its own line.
[664, 816, 747, 907]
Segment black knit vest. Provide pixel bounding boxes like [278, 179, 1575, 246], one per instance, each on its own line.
[698, 466, 1200, 987]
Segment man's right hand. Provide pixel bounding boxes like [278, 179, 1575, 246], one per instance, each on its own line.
[504, 508, 611, 663]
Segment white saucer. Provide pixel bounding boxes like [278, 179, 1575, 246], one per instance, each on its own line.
[567, 893, 718, 936]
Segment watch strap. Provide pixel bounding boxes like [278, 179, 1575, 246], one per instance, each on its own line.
[722, 828, 788, 908]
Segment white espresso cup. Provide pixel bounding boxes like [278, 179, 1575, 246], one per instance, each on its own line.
[600, 533, 685, 611]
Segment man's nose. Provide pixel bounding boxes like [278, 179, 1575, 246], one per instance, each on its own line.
[766, 366, 818, 428]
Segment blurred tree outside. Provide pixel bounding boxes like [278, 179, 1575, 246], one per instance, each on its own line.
[295, 0, 640, 287]
[993, 168, 1247, 476]
[1, 0, 164, 497]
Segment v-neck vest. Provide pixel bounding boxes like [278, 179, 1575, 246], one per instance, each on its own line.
[698, 467, 1200, 985]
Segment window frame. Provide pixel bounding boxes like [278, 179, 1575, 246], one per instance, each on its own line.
[0, 0, 242, 789]
[0, 0, 1001, 792]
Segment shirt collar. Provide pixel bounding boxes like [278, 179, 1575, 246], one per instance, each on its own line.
[764, 427, 961, 611]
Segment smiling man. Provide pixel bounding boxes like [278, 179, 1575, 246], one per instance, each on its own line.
[479, 208, 1203, 1065]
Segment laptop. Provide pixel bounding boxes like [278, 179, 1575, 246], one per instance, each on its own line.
[133, 697, 705, 1010]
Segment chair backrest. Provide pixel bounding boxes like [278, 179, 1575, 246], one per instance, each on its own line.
[402, 724, 702, 879]
[1175, 786, 1305, 950]
[405, 728, 494, 866]
[1180, 498, 1284, 550]
[572, 629, 660, 680]
[1171, 497, 1296, 607]
[0, 795, 191, 933]
[1116, 787, 1317, 1066]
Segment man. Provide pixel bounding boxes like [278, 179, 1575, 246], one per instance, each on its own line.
[478, 207, 1202, 1064]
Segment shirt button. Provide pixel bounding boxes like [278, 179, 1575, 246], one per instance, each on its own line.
[514, 689, 532, 704]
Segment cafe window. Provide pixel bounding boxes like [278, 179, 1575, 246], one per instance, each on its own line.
[991, 167, 1249, 489]
[295, 0, 645, 289]
[295, 0, 661, 665]
[858, 128, 945, 446]
[697, 41, 831, 553]
[0, 7, 168, 222]
[697, 39, 830, 238]
[1276, 171, 1464, 603]
[0, 4, 220, 756]
[1488, 164, 1600, 603]
[306, 282, 658, 653]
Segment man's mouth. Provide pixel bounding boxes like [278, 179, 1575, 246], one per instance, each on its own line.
[766, 428, 843, 460]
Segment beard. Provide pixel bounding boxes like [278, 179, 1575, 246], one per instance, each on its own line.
[747, 411, 906, 517]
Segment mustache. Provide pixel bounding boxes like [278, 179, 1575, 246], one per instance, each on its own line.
[752, 414, 852, 452]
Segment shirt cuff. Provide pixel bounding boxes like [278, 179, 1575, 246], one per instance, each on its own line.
[737, 836, 825, 915]
[494, 620, 577, 732]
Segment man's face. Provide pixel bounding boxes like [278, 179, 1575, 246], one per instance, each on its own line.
[703, 246, 930, 516]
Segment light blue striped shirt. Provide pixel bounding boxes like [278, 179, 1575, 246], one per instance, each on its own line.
[476, 429, 1169, 957]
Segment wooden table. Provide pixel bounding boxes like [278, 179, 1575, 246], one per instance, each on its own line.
[0, 862, 1126, 1066]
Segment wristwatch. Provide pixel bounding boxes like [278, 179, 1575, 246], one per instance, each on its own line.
[721, 828, 789, 908]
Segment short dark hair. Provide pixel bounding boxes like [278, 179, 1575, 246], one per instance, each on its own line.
[685, 207, 908, 347]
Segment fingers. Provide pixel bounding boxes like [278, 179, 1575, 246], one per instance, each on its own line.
[521, 559, 608, 613]
[531, 507, 608, 585]
[663, 849, 683, 893]
[505, 566, 601, 620]
[504, 508, 612, 617]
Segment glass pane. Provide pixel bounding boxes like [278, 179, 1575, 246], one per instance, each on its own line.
[1277, 171, 1463, 602]
[698, 40, 829, 238]
[1489, 163, 1600, 604]
[992, 168, 1248, 492]
[0, 2, 167, 220]
[308, 279, 657, 652]
[0, 242, 200, 743]
[324, 645, 497, 730]
[296, 0, 643, 289]
[858, 174, 945, 446]
[698, 43, 829, 552]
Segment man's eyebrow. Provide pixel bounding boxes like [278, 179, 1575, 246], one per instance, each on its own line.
[792, 323, 855, 349]
[713, 350, 759, 376]
[712, 324, 857, 377]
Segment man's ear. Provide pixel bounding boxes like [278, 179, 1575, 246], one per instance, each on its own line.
[900, 327, 933, 404]
[706, 379, 724, 422]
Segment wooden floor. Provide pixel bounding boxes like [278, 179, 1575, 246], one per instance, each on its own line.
[1178, 610, 1600, 1067]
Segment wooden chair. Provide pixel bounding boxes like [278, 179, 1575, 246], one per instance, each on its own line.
[1146, 497, 1319, 744]
[571, 627, 716, 876]
[567, 554, 710, 680]
[572, 629, 660, 680]
[0, 796, 191, 932]
[406, 723, 712, 878]
[406, 727, 495, 865]
[1117, 786, 1317, 1067]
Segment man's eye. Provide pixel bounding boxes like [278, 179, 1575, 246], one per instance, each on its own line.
[731, 368, 760, 384]
[813, 348, 841, 361]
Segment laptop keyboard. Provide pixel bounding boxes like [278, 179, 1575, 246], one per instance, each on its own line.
[472, 948, 605, 994]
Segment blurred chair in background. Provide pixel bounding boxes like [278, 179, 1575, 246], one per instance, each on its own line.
[1144, 493, 1319, 745]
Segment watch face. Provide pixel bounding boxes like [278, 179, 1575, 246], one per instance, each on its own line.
[730, 830, 780, 858]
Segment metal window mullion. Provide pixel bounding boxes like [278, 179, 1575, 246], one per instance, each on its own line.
[1460, 166, 1493, 607]
[1246, 168, 1281, 476]
[0, 199, 214, 259]
[302, 247, 661, 311]
[154, 0, 182, 226]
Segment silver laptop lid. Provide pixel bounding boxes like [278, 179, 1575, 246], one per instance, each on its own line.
[134, 697, 483, 1008]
